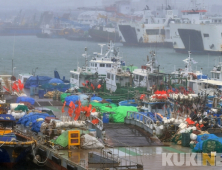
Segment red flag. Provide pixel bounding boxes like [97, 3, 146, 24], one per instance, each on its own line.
[3, 86, 10, 92]
[77, 100, 81, 108]
[92, 119, 99, 125]
[82, 83, 85, 86]
[74, 106, 81, 120]
[62, 101, 66, 113]
[85, 104, 92, 117]
[12, 83, 19, 92]
[91, 83, 95, 90]
[97, 84, 101, 89]
[18, 79, 22, 84]
[68, 101, 75, 117]
[18, 79, 24, 90]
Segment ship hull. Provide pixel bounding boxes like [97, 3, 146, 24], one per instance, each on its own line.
[122, 41, 173, 48]
[0, 28, 41, 36]
[88, 29, 120, 42]
[0, 145, 32, 168]
[171, 23, 222, 54]
[118, 24, 172, 47]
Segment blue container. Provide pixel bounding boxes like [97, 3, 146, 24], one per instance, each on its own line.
[197, 75, 208, 80]
[119, 100, 138, 107]
[38, 89, 45, 99]
[105, 99, 112, 102]
[103, 113, 110, 123]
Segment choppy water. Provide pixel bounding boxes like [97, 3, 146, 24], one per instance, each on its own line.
[0, 36, 221, 79]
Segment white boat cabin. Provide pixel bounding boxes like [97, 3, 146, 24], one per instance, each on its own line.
[133, 51, 164, 90]
[188, 63, 222, 96]
[70, 68, 96, 89]
[105, 67, 131, 92]
[141, 101, 167, 116]
[18, 73, 33, 84]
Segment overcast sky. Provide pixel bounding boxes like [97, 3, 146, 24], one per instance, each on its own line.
[1, 0, 222, 12]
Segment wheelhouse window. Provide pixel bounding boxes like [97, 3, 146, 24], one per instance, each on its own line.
[23, 78, 28, 83]
[106, 64, 111, 67]
[71, 74, 78, 79]
[100, 64, 105, 67]
[107, 73, 110, 79]
[203, 34, 209, 37]
[146, 29, 159, 35]
[95, 63, 97, 67]
[139, 76, 144, 81]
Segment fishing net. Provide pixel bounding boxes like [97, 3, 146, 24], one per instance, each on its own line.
[193, 139, 222, 153]
[171, 133, 182, 144]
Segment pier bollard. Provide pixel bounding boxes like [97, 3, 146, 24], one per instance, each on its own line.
[68, 151, 72, 158]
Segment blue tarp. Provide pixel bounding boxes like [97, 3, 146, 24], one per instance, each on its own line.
[17, 112, 54, 127]
[65, 95, 79, 106]
[91, 96, 103, 102]
[31, 120, 44, 132]
[196, 134, 218, 142]
[0, 114, 15, 121]
[24, 76, 52, 89]
[16, 96, 35, 105]
[40, 83, 70, 92]
[48, 78, 64, 84]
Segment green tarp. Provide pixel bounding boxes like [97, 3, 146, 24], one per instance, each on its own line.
[60, 93, 70, 103]
[14, 105, 28, 112]
[90, 102, 138, 123]
[51, 131, 69, 147]
[51, 129, 88, 147]
[110, 106, 138, 123]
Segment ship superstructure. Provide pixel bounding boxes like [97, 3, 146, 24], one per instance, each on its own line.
[170, 1, 222, 54]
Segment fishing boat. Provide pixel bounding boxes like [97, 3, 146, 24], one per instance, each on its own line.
[0, 114, 36, 168]
[70, 41, 125, 90]
[132, 51, 165, 91]
[88, 24, 120, 42]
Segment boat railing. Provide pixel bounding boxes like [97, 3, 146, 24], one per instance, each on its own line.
[125, 111, 154, 135]
[86, 114, 103, 138]
[102, 137, 143, 169]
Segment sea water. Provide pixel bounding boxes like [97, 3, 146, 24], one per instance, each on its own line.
[0, 36, 220, 79]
